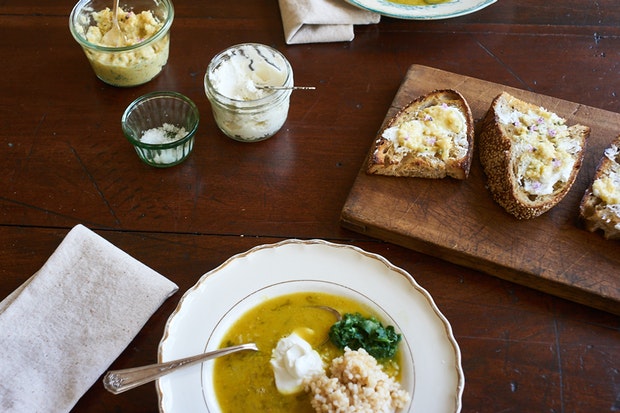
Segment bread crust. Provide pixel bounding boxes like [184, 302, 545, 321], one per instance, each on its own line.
[579, 135, 620, 239]
[478, 92, 590, 219]
[366, 89, 474, 180]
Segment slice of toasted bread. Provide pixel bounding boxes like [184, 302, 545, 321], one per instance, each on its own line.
[367, 89, 474, 179]
[579, 136, 620, 239]
[478, 92, 590, 219]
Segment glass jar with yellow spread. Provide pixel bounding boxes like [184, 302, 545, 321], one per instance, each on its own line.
[69, 0, 174, 87]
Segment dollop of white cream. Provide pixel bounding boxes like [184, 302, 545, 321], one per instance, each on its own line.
[270, 333, 324, 395]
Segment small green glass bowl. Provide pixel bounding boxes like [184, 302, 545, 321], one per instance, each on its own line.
[122, 91, 199, 167]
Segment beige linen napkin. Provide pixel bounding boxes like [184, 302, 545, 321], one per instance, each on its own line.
[278, 0, 380, 44]
[0, 225, 178, 413]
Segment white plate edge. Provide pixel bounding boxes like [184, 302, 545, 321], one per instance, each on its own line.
[345, 0, 497, 20]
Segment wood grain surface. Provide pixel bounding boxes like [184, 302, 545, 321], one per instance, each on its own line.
[342, 64, 620, 315]
[2, 0, 620, 412]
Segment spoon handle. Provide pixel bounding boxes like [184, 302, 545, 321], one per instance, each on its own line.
[257, 85, 316, 91]
[103, 343, 258, 394]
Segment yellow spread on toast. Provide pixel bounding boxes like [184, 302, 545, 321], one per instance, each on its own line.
[592, 145, 620, 205]
[384, 105, 465, 161]
[593, 176, 620, 205]
[498, 106, 577, 196]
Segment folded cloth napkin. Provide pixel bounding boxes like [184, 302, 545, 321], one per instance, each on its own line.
[0, 225, 178, 413]
[278, 0, 380, 44]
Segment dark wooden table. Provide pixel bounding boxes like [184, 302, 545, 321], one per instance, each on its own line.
[1, 0, 619, 411]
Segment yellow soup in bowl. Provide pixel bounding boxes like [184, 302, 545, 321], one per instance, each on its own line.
[211, 291, 404, 413]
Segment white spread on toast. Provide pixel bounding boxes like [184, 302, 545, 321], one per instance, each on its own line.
[592, 143, 620, 223]
[381, 103, 467, 162]
[496, 104, 579, 196]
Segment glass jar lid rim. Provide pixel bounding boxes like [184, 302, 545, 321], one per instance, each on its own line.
[69, 0, 175, 52]
[204, 43, 293, 106]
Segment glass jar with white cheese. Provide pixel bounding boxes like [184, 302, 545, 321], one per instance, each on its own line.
[203, 43, 294, 142]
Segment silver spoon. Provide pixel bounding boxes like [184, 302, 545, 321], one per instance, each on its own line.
[256, 85, 316, 91]
[311, 305, 342, 321]
[103, 343, 258, 394]
[101, 0, 127, 46]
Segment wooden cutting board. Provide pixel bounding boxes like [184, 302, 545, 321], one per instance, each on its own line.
[341, 65, 620, 315]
